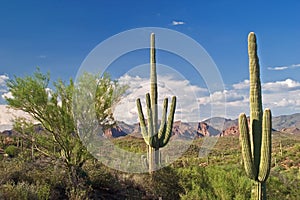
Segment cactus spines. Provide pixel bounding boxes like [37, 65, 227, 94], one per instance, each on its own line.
[239, 32, 272, 200]
[136, 33, 177, 173]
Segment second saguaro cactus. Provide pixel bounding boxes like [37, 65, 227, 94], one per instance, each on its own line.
[136, 33, 176, 173]
[239, 32, 272, 200]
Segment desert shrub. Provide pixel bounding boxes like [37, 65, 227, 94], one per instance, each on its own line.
[177, 166, 217, 200]
[149, 167, 183, 199]
[127, 166, 184, 199]
[4, 145, 19, 157]
[0, 157, 69, 199]
[177, 165, 252, 200]
[267, 169, 300, 200]
[206, 166, 251, 200]
[0, 181, 50, 200]
[87, 163, 119, 189]
[0, 159, 34, 185]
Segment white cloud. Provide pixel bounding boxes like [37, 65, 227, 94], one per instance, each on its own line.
[0, 104, 37, 132]
[267, 66, 288, 71]
[0, 75, 9, 103]
[0, 75, 9, 86]
[114, 74, 209, 124]
[198, 78, 300, 119]
[268, 63, 300, 71]
[263, 79, 300, 92]
[232, 79, 249, 90]
[172, 20, 185, 26]
[1, 91, 13, 100]
[227, 78, 300, 118]
[262, 79, 300, 108]
[114, 74, 300, 123]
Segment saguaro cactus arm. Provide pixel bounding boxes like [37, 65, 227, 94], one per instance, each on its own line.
[136, 98, 149, 145]
[162, 96, 176, 146]
[136, 93, 155, 146]
[258, 108, 272, 182]
[158, 98, 168, 140]
[239, 113, 256, 180]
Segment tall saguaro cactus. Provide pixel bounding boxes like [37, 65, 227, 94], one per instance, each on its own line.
[239, 32, 272, 200]
[136, 33, 177, 173]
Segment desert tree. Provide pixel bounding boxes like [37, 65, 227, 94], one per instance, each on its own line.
[6, 69, 127, 199]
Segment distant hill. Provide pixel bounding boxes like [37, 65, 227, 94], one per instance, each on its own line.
[203, 117, 238, 131]
[1, 103, 300, 136]
[272, 113, 300, 130]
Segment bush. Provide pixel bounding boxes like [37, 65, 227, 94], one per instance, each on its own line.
[206, 166, 251, 200]
[267, 170, 300, 200]
[177, 165, 252, 200]
[177, 166, 217, 200]
[0, 181, 50, 200]
[4, 145, 19, 157]
[118, 166, 184, 199]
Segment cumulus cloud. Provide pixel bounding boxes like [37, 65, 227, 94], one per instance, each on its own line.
[232, 80, 249, 90]
[0, 75, 9, 86]
[268, 63, 300, 71]
[114, 73, 300, 123]
[114, 74, 212, 124]
[1, 91, 13, 100]
[172, 20, 185, 26]
[0, 75, 9, 103]
[263, 79, 300, 92]
[197, 78, 300, 119]
[227, 78, 300, 117]
[262, 79, 300, 109]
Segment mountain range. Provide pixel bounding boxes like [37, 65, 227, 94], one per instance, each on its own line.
[1, 104, 300, 137]
[105, 114, 300, 138]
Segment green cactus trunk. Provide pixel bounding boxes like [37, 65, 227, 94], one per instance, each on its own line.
[150, 32, 159, 172]
[239, 32, 272, 200]
[136, 33, 176, 173]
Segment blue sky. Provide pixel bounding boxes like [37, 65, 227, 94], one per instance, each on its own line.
[1, 0, 300, 121]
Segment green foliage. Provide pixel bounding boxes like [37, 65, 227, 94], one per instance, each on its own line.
[5, 69, 126, 199]
[178, 166, 217, 200]
[72, 71, 128, 158]
[95, 73, 128, 129]
[206, 166, 252, 200]
[6, 69, 87, 167]
[143, 167, 183, 199]
[0, 134, 299, 199]
[177, 166, 252, 200]
[4, 145, 19, 157]
[113, 136, 147, 153]
[267, 170, 300, 200]
[0, 181, 50, 200]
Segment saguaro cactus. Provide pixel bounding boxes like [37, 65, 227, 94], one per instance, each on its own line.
[136, 33, 176, 173]
[239, 32, 272, 200]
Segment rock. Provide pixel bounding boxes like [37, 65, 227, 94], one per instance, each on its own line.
[103, 126, 128, 138]
[281, 127, 300, 135]
[221, 125, 240, 137]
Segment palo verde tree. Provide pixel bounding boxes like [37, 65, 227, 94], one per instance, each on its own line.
[5, 69, 126, 199]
